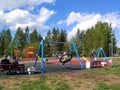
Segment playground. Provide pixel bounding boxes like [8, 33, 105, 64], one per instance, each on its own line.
[21, 58, 84, 73]
[0, 40, 113, 75]
[0, 57, 120, 90]
[0, 40, 119, 90]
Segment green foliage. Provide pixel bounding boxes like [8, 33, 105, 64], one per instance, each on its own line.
[94, 83, 120, 90]
[30, 28, 38, 43]
[0, 21, 118, 58]
[0, 29, 12, 56]
[75, 29, 85, 54]
[24, 26, 30, 45]
[73, 21, 116, 56]
[45, 28, 68, 57]
[12, 27, 26, 50]
[0, 85, 3, 90]
[116, 48, 120, 54]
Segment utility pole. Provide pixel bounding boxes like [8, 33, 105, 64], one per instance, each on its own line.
[111, 32, 114, 59]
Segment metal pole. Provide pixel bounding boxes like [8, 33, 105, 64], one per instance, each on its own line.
[69, 43, 72, 67]
[111, 33, 113, 59]
[109, 43, 111, 58]
[41, 39, 44, 74]
[71, 42, 84, 69]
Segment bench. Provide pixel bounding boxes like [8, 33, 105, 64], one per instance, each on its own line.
[0, 64, 25, 74]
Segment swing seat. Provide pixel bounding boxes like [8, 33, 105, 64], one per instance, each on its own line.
[59, 54, 72, 64]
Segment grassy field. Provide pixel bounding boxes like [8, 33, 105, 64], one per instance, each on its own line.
[0, 57, 120, 90]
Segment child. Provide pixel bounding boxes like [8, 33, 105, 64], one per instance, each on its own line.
[60, 51, 71, 65]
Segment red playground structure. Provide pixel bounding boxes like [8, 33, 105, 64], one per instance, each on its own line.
[26, 47, 35, 59]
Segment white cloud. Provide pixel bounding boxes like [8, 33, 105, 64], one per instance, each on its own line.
[37, 7, 55, 23]
[101, 12, 120, 29]
[58, 12, 120, 41]
[0, 7, 55, 31]
[0, 0, 55, 10]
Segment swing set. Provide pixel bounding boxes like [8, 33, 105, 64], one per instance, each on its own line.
[26, 40, 113, 74]
[32, 40, 85, 74]
[91, 48, 112, 67]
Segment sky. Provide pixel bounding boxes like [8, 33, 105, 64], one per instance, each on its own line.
[0, 0, 120, 47]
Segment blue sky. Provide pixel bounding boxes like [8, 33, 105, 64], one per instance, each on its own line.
[0, 0, 120, 47]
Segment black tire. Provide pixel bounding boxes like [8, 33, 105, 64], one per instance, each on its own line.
[59, 54, 72, 64]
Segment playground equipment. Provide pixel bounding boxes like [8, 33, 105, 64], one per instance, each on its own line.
[27, 40, 113, 74]
[94, 48, 107, 61]
[91, 48, 112, 67]
[26, 47, 35, 59]
[32, 40, 85, 74]
[59, 54, 72, 64]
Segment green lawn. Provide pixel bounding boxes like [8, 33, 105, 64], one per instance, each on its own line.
[0, 57, 120, 90]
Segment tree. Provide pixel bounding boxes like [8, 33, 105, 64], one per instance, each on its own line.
[24, 26, 30, 45]
[37, 34, 42, 41]
[3, 29, 12, 55]
[0, 32, 3, 55]
[52, 28, 59, 42]
[116, 48, 120, 55]
[0, 29, 12, 55]
[30, 28, 38, 43]
[58, 29, 67, 51]
[75, 29, 85, 54]
[82, 21, 116, 56]
[12, 27, 25, 50]
[45, 30, 52, 43]
[51, 28, 60, 52]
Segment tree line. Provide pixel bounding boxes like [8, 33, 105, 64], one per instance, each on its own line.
[0, 21, 118, 57]
[72, 22, 117, 56]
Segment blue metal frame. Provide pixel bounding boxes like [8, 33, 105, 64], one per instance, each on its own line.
[33, 41, 41, 68]
[34, 40, 85, 74]
[70, 42, 85, 69]
[94, 48, 107, 61]
[33, 39, 45, 73]
[41, 40, 44, 73]
[69, 42, 72, 67]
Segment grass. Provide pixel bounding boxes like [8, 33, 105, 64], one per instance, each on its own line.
[94, 83, 120, 90]
[0, 57, 120, 90]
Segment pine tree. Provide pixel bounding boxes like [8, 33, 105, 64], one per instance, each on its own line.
[82, 21, 116, 56]
[3, 29, 12, 54]
[12, 27, 25, 50]
[30, 28, 38, 43]
[24, 26, 30, 45]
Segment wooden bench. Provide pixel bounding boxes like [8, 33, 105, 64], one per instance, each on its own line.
[0, 64, 25, 74]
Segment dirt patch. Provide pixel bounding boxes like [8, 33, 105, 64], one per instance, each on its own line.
[94, 74, 120, 85]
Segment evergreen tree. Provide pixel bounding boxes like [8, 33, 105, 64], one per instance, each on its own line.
[37, 34, 42, 41]
[1, 30, 5, 55]
[0, 29, 12, 55]
[75, 29, 85, 54]
[58, 29, 67, 51]
[82, 21, 116, 56]
[52, 28, 59, 42]
[52, 28, 60, 52]
[3, 29, 12, 54]
[45, 30, 52, 43]
[24, 26, 30, 45]
[30, 28, 38, 43]
[0, 32, 3, 55]
[12, 27, 25, 50]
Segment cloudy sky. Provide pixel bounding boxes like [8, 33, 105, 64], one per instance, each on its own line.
[0, 0, 120, 47]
